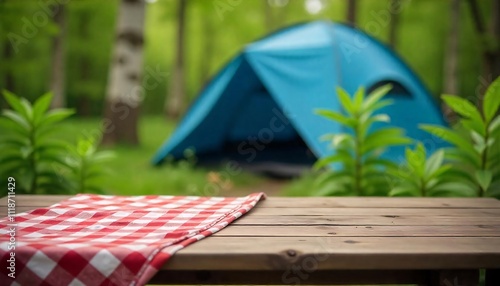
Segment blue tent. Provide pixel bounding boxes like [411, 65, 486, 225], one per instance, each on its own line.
[152, 21, 446, 174]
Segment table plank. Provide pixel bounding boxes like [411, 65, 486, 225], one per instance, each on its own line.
[1, 195, 499, 208]
[3, 206, 499, 218]
[2, 195, 499, 275]
[214, 225, 500, 237]
[232, 215, 500, 226]
[249, 207, 500, 216]
[163, 236, 500, 270]
[257, 197, 500, 208]
[0, 195, 71, 207]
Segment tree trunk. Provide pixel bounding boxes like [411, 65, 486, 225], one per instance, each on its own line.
[102, 0, 145, 146]
[77, 11, 91, 117]
[275, 1, 289, 29]
[388, 0, 401, 49]
[347, 0, 357, 26]
[264, 0, 274, 32]
[491, 0, 500, 78]
[50, 4, 66, 109]
[442, 0, 460, 122]
[443, 0, 460, 95]
[1, 41, 15, 109]
[3, 43, 15, 92]
[199, 14, 213, 88]
[466, 0, 500, 106]
[165, 0, 187, 119]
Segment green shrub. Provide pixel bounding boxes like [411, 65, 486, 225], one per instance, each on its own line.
[388, 143, 474, 197]
[0, 91, 74, 194]
[420, 77, 500, 198]
[0, 91, 113, 195]
[64, 137, 114, 194]
[314, 85, 412, 196]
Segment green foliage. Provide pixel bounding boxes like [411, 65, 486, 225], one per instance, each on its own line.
[64, 137, 114, 194]
[0, 90, 74, 193]
[420, 76, 500, 198]
[0, 90, 116, 195]
[388, 143, 475, 197]
[314, 85, 412, 196]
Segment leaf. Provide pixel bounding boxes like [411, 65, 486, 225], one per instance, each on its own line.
[364, 157, 398, 169]
[488, 115, 500, 134]
[19, 98, 33, 122]
[470, 130, 484, 145]
[404, 145, 424, 176]
[362, 84, 393, 112]
[428, 182, 477, 197]
[331, 134, 354, 148]
[483, 76, 500, 123]
[0, 154, 24, 166]
[39, 153, 75, 169]
[389, 184, 419, 197]
[336, 87, 355, 115]
[315, 182, 351, 196]
[424, 149, 444, 179]
[359, 113, 391, 137]
[362, 128, 411, 154]
[443, 147, 481, 168]
[461, 118, 486, 137]
[427, 165, 452, 181]
[315, 109, 355, 127]
[473, 141, 487, 154]
[315, 170, 352, 187]
[314, 154, 349, 170]
[2, 90, 27, 117]
[2, 110, 31, 131]
[32, 92, 53, 125]
[475, 170, 493, 192]
[0, 117, 29, 136]
[363, 99, 394, 115]
[353, 86, 365, 109]
[39, 109, 74, 126]
[35, 140, 69, 153]
[0, 136, 29, 148]
[420, 125, 478, 158]
[442, 95, 484, 127]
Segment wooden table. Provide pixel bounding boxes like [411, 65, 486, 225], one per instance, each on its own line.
[1, 195, 500, 285]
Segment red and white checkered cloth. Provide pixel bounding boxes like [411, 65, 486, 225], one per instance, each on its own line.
[0, 192, 265, 286]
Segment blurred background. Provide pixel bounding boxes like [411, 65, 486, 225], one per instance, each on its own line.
[0, 0, 498, 197]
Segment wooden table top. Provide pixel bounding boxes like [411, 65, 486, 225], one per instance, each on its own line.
[2, 195, 500, 273]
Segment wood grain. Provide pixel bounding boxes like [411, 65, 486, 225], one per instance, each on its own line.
[163, 236, 500, 270]
[1, 195, 499, 208]
[1, 194, 500, 282]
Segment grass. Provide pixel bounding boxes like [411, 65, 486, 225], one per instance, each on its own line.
[18, 115, 260, 196]
[283, 172, 319, 197]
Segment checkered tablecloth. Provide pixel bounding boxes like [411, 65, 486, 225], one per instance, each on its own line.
[0, 192, 265, 286]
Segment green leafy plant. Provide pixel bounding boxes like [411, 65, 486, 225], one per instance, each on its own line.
[0, 91, 114, 195]
[388, 143, 474, 197]
[64, 137, 114, 194]
[420, 77, 500, 198]
[314, 85, 412, 196]
[0, 91, 74, 194]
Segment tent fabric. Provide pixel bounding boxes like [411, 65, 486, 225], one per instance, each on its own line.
[152, 21, 446, 169]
